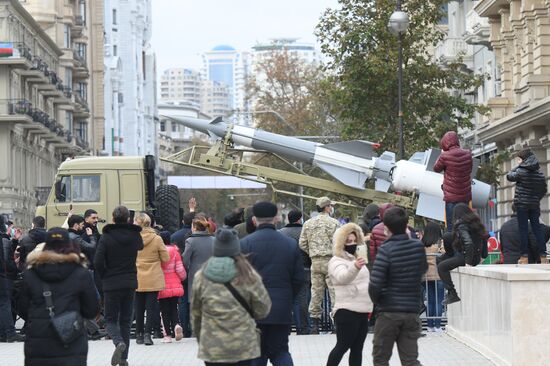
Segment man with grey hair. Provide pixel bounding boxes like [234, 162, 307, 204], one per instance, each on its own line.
[299, 196, 340, 334]
[241, 201, 305, 366]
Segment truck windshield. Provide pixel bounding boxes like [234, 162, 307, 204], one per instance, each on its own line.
[54, 175, 100, 203]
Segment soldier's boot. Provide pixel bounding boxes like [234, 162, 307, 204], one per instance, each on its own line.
[310, 318, 320, 335]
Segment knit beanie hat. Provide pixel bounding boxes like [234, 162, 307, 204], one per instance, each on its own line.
[517, 148, 533, 161]
[213, 228, 241, 257]
[363, 203, 380, 219]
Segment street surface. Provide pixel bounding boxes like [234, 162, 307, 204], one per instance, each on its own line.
[2, 332, 494, 365]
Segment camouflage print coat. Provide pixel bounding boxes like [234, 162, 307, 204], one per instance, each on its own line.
[299, 213, 340, 259]
[191, 266, 272, 363]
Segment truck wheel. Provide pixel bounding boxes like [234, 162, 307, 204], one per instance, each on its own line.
[155, 185, 180, 232]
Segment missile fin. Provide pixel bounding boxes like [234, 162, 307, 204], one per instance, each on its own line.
[323, 140, 378, 159]
[416, 193, 446, 221]
[316, 162, 368, 189]
[210, 116, 223, 124]
[375, 179, 391, 192]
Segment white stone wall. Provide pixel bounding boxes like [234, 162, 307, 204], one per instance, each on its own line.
[103, 0, 157, 156]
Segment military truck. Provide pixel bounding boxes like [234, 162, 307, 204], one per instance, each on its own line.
[36, 155, 181, 231]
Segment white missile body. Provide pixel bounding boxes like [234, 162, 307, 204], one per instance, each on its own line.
[167, 115, 491, 221]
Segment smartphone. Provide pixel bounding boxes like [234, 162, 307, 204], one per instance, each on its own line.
[69, 203, 73, 210]
[129, 210, 136, 223]
[355, 244, 369, 263]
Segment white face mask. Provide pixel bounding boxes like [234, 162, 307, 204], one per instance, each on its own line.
[329, 206, 335, 216]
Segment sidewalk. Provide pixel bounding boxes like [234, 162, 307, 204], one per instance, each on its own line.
[2, 332, 495, 365]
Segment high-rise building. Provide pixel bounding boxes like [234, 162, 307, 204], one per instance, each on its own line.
[103, 0, 157, 156]
[0, 0, 81, 225]
[160, 68, 202, 107]
[201, 80, 232, 118]
[21, 0, 105, 155]
[251, 38, 318, 65]
[201, 45, 251, 125]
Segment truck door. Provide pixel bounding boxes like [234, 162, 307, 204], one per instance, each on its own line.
[118, 170, 145, 213]
[48, 173, 107, 228]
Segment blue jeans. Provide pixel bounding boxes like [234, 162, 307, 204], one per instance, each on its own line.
[251, 324, 294, 366]
[179, 282, 191, 336]
[445, 202, 468, 232]
[517, 207, 547, 256]
[422, 281, 444, 328]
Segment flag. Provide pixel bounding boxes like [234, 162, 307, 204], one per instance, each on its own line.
[0, 42, 13, 57]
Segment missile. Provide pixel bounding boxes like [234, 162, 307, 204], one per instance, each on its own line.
[167, 115, 491, 221]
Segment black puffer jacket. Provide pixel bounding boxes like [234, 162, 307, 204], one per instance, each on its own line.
[368, 234, 428, 313]
[18, 228, 47, 264]
[18, 250, 99, 366]
[507, 154, 548, 209]
[94, 223, 143, 292]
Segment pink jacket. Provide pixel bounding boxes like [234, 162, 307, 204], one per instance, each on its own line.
[158, 245, 187, 299]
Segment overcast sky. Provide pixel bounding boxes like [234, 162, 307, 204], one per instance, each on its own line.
[151, 0, 339, 74]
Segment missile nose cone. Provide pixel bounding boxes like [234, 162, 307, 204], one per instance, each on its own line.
[166, 116, 212, 135]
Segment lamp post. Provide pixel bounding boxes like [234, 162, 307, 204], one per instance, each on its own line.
[388, 4, 409, 160]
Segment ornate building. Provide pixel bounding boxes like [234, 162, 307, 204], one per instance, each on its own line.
[21, 0, 105, 155]
[475, 0, 550, 227]
[0, 0, 80, 225]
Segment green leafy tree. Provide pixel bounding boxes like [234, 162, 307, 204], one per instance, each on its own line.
[316, 0, 487, 155]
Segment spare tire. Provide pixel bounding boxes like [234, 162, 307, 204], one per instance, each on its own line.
[155, 185, 180, 232]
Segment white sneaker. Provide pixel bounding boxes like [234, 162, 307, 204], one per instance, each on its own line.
[162, 336, 172, 343]
[174, 325, 183, 341]
[427, 327, 435, 332]
[434, 327, 445, 333]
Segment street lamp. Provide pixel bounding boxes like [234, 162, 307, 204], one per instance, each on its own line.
[388, 5, 409, 160]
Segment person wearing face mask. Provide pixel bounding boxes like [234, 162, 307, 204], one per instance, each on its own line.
[299, 196, 340, 334]
[327, 223, 372, 366]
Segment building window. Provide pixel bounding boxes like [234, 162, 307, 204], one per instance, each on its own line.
[72, 175, 100, 202]
[76, 121, 87, 141]
[75, 42, 87, 59]
[79, 0, 87, 25]
[63, 24, 71, 48]
[65, 111, 73, 131]
[160, 120, 166, 132]
[172, 123, 177, 132]
[65, 69, 72, 87]
[76, 83, 87, 100]
[113, 45, 117, 56]
[112, 9, 117, 25]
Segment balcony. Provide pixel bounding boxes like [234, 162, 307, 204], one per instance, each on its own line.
[463, 9, 491, 48]
[18, 56, 53, 84]
[73, 51, 89, 79]
[74, 94, 90, 118]
[435, 37, 473, 69]
[72, 15, 85, 37]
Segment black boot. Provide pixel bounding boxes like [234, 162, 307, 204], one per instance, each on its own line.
[144, 333, 153, 346]
[135, 332, 144, 345]
[443, 289, 461, 305]
[310, 318, 320, 335]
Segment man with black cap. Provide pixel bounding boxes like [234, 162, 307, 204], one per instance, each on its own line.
[241, 201, 305, 366]
[299, 196, 340, 334]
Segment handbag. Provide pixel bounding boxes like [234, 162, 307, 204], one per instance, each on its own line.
[42, 282, 84, 347]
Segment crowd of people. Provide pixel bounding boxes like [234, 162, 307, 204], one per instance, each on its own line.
[0, 131, 548, 366]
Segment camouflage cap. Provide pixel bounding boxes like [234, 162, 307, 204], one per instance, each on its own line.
[316, 196, 333, 208]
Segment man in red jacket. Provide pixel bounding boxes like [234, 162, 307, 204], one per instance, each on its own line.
[433, 131, 473, 232]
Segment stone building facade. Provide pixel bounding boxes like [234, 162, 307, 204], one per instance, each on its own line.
[475, 0, 550, 227]
[21, 0, 105, 155]
[0, 0, 80, 226]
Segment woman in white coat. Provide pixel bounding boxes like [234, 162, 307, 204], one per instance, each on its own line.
[327, 223, 373, 366]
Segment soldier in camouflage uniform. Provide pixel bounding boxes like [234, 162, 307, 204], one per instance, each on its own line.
[191, 228, 271, 365]
[299, 196, 340, 334]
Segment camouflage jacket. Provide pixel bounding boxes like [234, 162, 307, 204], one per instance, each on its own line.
[299, 213, 340, 258]
[191, 269, 272, 363]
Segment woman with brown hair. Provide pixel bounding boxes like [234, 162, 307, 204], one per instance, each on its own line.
[191, 228, 271, 365]
[182, 215, 215, 304]
[134, 212, 169, 346]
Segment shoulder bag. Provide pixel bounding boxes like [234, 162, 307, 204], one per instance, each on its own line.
[42, 282, 84, 347]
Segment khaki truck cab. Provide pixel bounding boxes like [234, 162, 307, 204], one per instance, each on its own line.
[36, 155, 180, 231]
